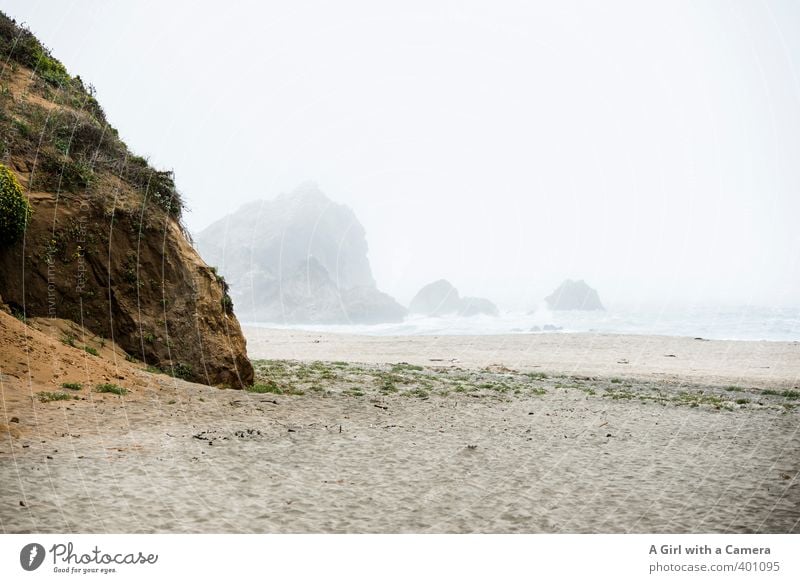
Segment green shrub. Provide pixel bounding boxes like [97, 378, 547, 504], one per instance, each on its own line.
[83, 345, 99, 356]
[246, 381, 283, 394]
[94, 383, 128, 396]
[0, 164, 32, 245]
[38, 153, 93, 191]
[221, 293, 234, 315]
[171, 362, 193, 380]
[60, 382, 83, 390]
[37, 391, 72, 402]
[0, 14, 70, 87]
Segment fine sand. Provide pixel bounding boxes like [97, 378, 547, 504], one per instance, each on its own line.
[1, 324, 798, 533]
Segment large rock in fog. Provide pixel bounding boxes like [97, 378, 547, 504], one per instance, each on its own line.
[408, 280, 461, 316]
[195, 183, 406, 324]
[409, 280, 498, 317]
[460, 296, 500, 317]
[545, 279, 604, 311]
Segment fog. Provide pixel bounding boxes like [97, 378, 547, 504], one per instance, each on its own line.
[4, 0, 799, 309]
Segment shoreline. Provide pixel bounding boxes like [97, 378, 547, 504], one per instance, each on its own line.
[244, 321, 800, 344]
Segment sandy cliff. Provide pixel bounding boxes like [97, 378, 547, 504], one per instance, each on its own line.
[0, 13, 253, 387]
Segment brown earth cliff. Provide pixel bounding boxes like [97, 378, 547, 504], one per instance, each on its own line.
[0, 13, 253, 387]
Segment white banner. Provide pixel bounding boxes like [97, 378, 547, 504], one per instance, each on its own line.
[0, 534, 797, 582]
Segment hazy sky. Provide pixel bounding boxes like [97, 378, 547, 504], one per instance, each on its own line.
[3, 0, 799, 308]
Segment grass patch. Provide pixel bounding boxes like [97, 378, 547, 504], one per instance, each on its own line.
[673, 391, 727, 408]
[246, 381, 306, 396]
[392, 363, 423, 372]
[610, 378, 622, 384]
[246, 382, 282, 394]
[525, 371, 549, 380]
[405, 388, 430, 399]
[37, 391, 72, 402]
[756, 388, 800, 400]
[94, 383, 128, 396]
[83, 345, 99, 356]
[604, 389, 636, 401]
[60, 382, 82, 390]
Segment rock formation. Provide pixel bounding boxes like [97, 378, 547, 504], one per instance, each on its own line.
[409, 280, 499, 317]
[460, 296, 500, 317]
[545, 279, 604, 311]
[195, 183, 406, 324]
[0, 13, 253, 387]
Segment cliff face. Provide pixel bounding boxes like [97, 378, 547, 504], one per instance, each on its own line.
[0, 13, 253, 387]
[196, 183, 407, 324]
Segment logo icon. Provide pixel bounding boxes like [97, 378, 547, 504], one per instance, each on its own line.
[20, 543, 45, 571]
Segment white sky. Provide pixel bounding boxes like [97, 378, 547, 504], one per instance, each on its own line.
[3, 0, 799, 308]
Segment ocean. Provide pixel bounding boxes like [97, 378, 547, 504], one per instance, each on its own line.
[246, 303, 800, 342]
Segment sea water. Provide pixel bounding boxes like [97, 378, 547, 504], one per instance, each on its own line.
[247, 303, 800, 342]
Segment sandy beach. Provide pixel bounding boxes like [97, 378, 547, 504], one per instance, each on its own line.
[1, 326, 798, 533]
[244, 327, 800, 389]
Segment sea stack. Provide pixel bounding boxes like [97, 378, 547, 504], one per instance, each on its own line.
[409, 280, 499, 317]
[195, 183, 406, 324]
[545, 279, 604, 311]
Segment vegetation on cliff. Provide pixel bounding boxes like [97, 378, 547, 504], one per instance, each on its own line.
[0, 12, 181, 217]
[0, 163, 31, 244]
